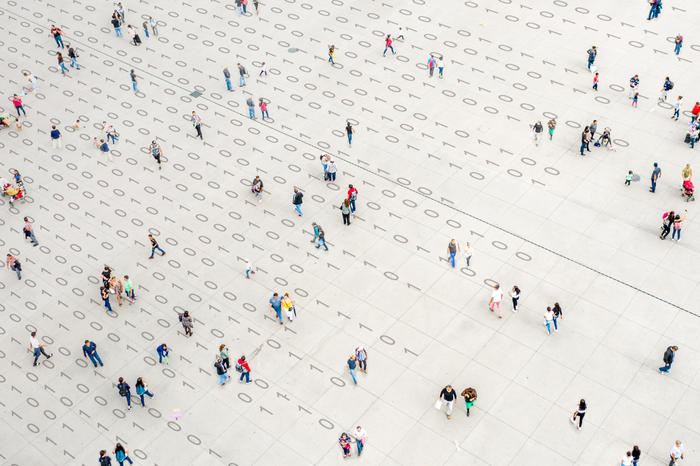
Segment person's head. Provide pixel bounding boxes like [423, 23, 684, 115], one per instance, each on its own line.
[294, 187, 298, 193]
[547, 306, 552, 312]
[514, 286, 520, 293]
[100, 139, 105, 143]
[450, 239, 455, 244]
[579, 399, 586, 409]
[356, 425, 362, 431]
[676, 440, 682, 447]
[51, 125, 56, 129]
[115, 443, 124, 451]
[445, 385, 452, 391]
[191, 111, 196, 115]
[494, 284, 500, 290]
[350, 354, 356, 359]
[219, 344, 226, 351]
[654, 162, 658, 167]
[344, 199, 350, 207]
[183, 311, 189, 317]
[273, 292, 278, 298]
[665, 76, 670, 81]
[237, 62, 241, 66]
[625, 451, 631, 458]
[592, 120, 597, 124]
[161, 343, 167, 349]
[671, 346, 679, 351]
[123, 275, 129, 281]
[240, 355, 246, 361]
[554, 302, 560, 308]
[341, 432, 348, 438]
[100, 286, 105, 292]
[595, 72, 598, 76]
[312, 222, 317, 227]
[151, 140, 156, 146]
[31, 331, 36, 337]
[118, 376, 124, 383]
[678, 95, 683, 100]
[24, 216, 28, 222]
[217, 357, 222, 363]
[592, 46, 596, 50]
[100, 450, 107, 457]
[386, 34, 390, 37]
[136, 377, 143, 385]
[629, 170, 633, 174]
[349, 184, 353, 189]
[85, 340, 90, 345]
[148, 234, 153, 239]
[632, 445, 640, 454]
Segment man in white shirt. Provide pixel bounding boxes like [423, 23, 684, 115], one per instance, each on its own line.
[29, 331, 52, 366]
[353, 426, 367, 456]
[464, 242, 473, 267]
[670, 440, 685, 465]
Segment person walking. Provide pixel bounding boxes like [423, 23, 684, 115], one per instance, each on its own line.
[510, 286, 520, 312]
[219, 344, 230, 369]
[223, 67, 232, 91]
[592, 72, 599, 91]
[236, 355, 252, 383]
[438, 56, 445, 78]
[191, 111, 203, 139]
[149, 16, 158, 36]
[489, 283, 503, 318]
[632, 92, 639, 108]
[316, 228, 328, 251]
[669, 440, 685, 465]
[150, 141, 163, 169]
[99, 450, 112, 466]
[310, 222, 321, 244]
[148, 234, 165, 258]
[101, 286, 115, 314]
[345, 121, 354, 146]
[673, 96, 683, 120]
[251, 175, 263, 202]
[112, 16, 123, 36]
[117, 377, 132, 410]
[116, 2, 125, 22]
[281, 292, 296, 322]
[339, 433, 352, 458]
[632, 445, 641, 466]
[7, 253, 23, 280]
[671, 211, 688, 241]
[142, 20, 150, 38]
[353, 426, 367, 456]
[621, 451, 633, 466]
[269, 292, 283, 325]
[383, 34, 395, 56]
[50, 25, 64, 48]
[355, 346, 367, 373]
[659, 345, 678, 373]
[427, 56, 437, 77]
[660, 210, 675, 240]
[532, 120, 543, 146]
[570, 399, 587, 430]
[130, 69, 138, 92]
[326, 159, 337, 181]
[113, 443, 133, 466]
[340, 199, 351, 225]
[135, 377, 154, 407]
[586, 46, 597, 70]
[347, 184, 358, 212]
[464, 242, 473, 267]
[123, 275, 135, 304]
[580, 129, 590, 156]
[110, 276, 126, 305]
[99, 139, 113, 162]
[57, 52, 68, 75]
[237, 63, 247, 86]
[547, 119, 556, 140]
[29, 331, 52, 366]
[259, 61, 268, 76]
[461, 387, 477, 416]
[246, 96, 256, 119]
[23, 217, 39, 246]
[447, 239, 460, 268]
[245, 259, 255, 279]
[659, 77, 673, 102]
[328, 45, 336, 64]
[674, 34, 683, 55]
[292, 188, 303, 216]
[544, 307, 554, 335]
[347, 354, 358, 384]
[215, 357, 229, 385]
[439, 385, 457, 419]
[629, 74, 639, 99]
[552, 302, 563, 331]
[589, 120, 598, 143]
[179, 310, 193, 336]
[82, 340, 104, 367]
[259, 99, 269, 119]
[67, 45, 80, 69]
[156, 343, 169, 365]
[647, 0, 661, 20]
[12, 94, 26, 117]
[650, 162, 661, 193]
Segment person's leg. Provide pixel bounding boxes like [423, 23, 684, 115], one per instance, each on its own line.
[140, 394, 146, 406]
[357, 439, 363, 456]
[553, 317, 558, 331]
[383, 47, 387, 56]
[546, 321, 551, 335]
[157, 246, 165, 255]
[348, 133, 352, 145]
[350, 200, 356, 212]
[578, 413, 584, 428]
[466, 255, 471, 267]
[151, 247, 156, 258]
[244, 371, 251, 383]
[33, 348, 41, 366]
[659, 364, 670, 373]
[276, 309, 283, 323]
[350, 368, 357, 384]
[88, 353, 98, 367]
[13, 265, 21, 279]
[512, 297, 517, 310]
[447, 400, 454, 417]
[158, 352, 163, 364]
[651, 180, 656, 192]
[496, 302, 502, 317]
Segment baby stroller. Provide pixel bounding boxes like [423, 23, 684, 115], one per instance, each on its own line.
[0, 113, 16, 130]
[682, 180, 695, 202]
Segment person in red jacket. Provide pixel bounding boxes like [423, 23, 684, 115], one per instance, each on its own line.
[237, 355, 252, 383]
[691, 102, 700, 123]
[347, 184, 358, 213]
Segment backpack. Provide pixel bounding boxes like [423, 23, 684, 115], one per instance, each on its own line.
[350, 191, 357, 201]
[235, 362, 243, 372]
[118, 383, 128, 396]
[135, 384, 145, 395]
[178, 313, 183, 322]
[668, 81, 674, 90]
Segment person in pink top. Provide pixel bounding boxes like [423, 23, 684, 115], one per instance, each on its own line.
[259, 98, 269, 119]
[12, 94, 26, 117]
[383, 34, 395, 56]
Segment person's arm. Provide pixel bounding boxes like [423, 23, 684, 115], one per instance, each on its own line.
[83, 346, 89, 357]
[680, 210, 688, 222]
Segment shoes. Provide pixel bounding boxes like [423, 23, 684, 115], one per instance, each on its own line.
[578, 426, 582, 431]
[246, 380, 252, 384]
[148, 256, 153, 259]
[570, 417, 575, 424]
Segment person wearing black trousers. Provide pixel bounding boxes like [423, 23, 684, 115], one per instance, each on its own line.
[570, 399, 587, 430]
[340, 199, 351, 225]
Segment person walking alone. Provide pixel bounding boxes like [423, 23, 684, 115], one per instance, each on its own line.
[67, 44, 80, 69]
[659, 345, 678, 373]
[130, 69, 138, 92]
[29, 331, 52, 366]
[674, 34, 683, 55]
[347, 184, 358, 213]
[340, 199, 351, 225]
[510, 286, 520, 312]
[82, 340, 104, 367]
[669, 440, 685, 465]
[191, 111, 203, 139]
[345, 121, 354, 146]
[259, 98, 269, 119]
[113, 443, 133, 466]
[292, 188, 303, 216]
[148, 234, 165, 258]
[150, 141, 163, 169]
[236, 355, 252, 383]
[50, 25, 64, 48]
[316, 228, 328, 251]
[179, 310, 193, 337]
[650, 162, 661, 193]
[586, 46, 597, 70]
[570, 399, 587, 430]
[383, 34, 395, 56]
[223, 66, 232, 91]
[12, 94, 27, 117]
[237, 63, 247, 87]
[23, 217, 39, 246]
[8, 253, 25, 279]
[464, 242, 473, 267]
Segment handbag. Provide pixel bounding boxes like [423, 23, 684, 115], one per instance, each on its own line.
[434, 399, 442, 410]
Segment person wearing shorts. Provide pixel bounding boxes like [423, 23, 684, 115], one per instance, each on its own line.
[150, 141, 163, 169]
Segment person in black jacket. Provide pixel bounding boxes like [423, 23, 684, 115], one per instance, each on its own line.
[659, 346, 678, 374]
[117, 377, 132, 410]
[293, 188, 303, 216]
[439, 385, 457, 419]
[215, 357, 229, 386]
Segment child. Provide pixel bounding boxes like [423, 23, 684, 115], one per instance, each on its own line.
[625, 170, 632, 186]
[592, 72, 599, 91]
[245, 259, 255, 279]
[632, 92, 639, 108]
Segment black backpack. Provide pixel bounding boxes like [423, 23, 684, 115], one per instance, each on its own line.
[668, 81, 674, 90]
[118, 383, 128, 396]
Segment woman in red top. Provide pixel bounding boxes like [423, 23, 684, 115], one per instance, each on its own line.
[258, 99, 269, 119]
[12, 95, 26, 117]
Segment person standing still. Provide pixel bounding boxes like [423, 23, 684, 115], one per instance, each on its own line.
[82, 340, 104, 367]
[340, 199, 351, 225]
[447, 239, 459, 267]
[383, 34, 395, 56]
[29, 331, 52, 366]
[149, 16, 158, 36]
[650, 162, 661, 193]
[23, 217, 39, 246]
[489, 283, 503, 318]
[292, 188, 303, 216]
[674, 34, 683, 55]
[246, 97, 256, 119]
[148, 234, 165, 258]
[130, 69, 138, 92]
[101, 286, 115, 314]
[179, 311, 193, 337]
[191, 111, 203, 139]
[12, 94, 27, 117]
[156, 343, 169, 364]
[659, 345, 678, 373]
[439, 385, 457, 419]
[464, 242, 473, 267]
[510, 286, 520, 312]
[259, 99, 269, 119]
[237, 63, 247, 87]
[346, 121, 354, 146]
[461, 387, 477, 416]
[223, 67, 232, 91]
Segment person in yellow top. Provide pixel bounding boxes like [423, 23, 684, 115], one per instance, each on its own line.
[682, 164, 692, 182]
[281, 293, 296, 322]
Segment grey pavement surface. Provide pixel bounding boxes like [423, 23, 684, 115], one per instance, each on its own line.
[1, 0, 700, 464]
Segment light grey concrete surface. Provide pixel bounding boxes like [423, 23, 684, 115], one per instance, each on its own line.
[1, 0, 700, 464]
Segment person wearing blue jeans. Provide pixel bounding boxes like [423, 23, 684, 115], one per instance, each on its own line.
[346, 122, 354, 146]
[586, 46, 596, 70]
[658, 346, 677, 373]
[117, 378, 132, 410]
[135, 377, 154, 406]
[237, 356, 252, 383]
[223, 67, 232, 91]
[148, 234, 165, 258]
[292, 188, 303, 216]
[347, 355, 358, 384]
[674, 34, 683, 55]
[101, 287, 114, 314]
[310, 222, 321, 243]
[82, 340, 104, 367]
[650, 162, 661, 193]
[114, 443, 133, 466]
[57, 53, 68, 75]
[316, 230, 328, 251]
[269, 293, 283, 325]
[447, 239, 459, 267]
[156, 343, 169, 364]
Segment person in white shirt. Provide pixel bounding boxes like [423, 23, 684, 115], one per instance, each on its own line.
[669, 440, 685, 465]
[463, 242, 473, 267]
[29, 331, 52, 366]
[488, 284, 503, 318]
[353, 426, 367, 456]
[544, 307, 554, 335]
[620, 451, 632, 466]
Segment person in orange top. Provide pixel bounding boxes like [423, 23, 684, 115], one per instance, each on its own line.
[50, 25, 64, 48]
